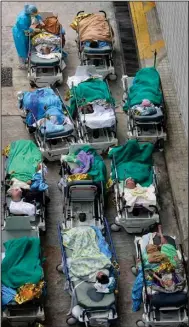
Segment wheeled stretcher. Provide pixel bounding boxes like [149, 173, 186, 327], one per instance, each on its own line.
[2, 140, 49, 232]
[122, 53, 167, 150]
[56, 218, 119, 326]
[28, 12, 66, 88]
[1, 217, 45, 326]
[59, 145, 107, 230]
[18, 86, 77, 161]
[132, 228, 188, 327]
[72, 10, 117, 80]
[68, 68, 118, 154]
[109, 140, 160, 234]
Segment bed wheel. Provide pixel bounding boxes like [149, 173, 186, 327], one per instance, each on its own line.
[108, 74, 117, 81]
[110, 223, 120, 232]
[136, 320, 145, 327]
[131, 266, 137, 276]
[157, 139, 164, 151]
[66, 316, 77, 325]
[56, 264, 63, 273]
[39, 229, 46, 237]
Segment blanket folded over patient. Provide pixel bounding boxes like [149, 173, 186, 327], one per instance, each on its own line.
[70, 78, 114, 117]
[109, 140, 154, 187]
[75, 13, 114, 42]
[6, 140, 42, 182]
[118, 181, 156, 210]
[123, 67, 163, 111]
[2, 237, 43, 289]
[63, 227, 111, 281]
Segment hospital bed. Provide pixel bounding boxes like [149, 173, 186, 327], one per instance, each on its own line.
[75, 11, 117, 80]
[1, 216, 45, 326]
[59, 145, 106, 230]
[2, 140, 48, 232]
[122, 53, 167, 151]
[132, 232, 188, 327]
[56, 218, 119, 326]
[19, 86, 78, 162]
[28, 12, 66, 88]
[69, 68, 118, 154]
[109, 140, 160, 234]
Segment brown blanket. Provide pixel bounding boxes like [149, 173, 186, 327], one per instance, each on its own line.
[78, 14, 114, 43]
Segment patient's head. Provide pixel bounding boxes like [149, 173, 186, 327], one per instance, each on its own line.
[79, 213, 86, 222]
[10, 188, 22, 201]
[125, 177, 136, 189]
[96, 272, 109, 285]
[90, 41, 98, 48]
[141, 99, 151, 107]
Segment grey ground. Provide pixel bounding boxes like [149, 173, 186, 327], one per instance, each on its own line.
[1, 2, 181, 327]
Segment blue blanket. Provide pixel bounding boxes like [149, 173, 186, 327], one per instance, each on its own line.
[21, 88, 64, 127]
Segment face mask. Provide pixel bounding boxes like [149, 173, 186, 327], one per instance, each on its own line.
[31, 12, 38, 17]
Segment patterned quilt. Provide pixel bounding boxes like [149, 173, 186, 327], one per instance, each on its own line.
[63, 227, 111, 281]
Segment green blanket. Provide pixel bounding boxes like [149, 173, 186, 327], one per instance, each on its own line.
[6, 140, 42, 182]
[108, 140, 154, 186]
[75, 145, 107, 184]
[70, 78, 115, 116]
[2, 237, 43, 289]
[123, 67, 163, 111]
[62, 145, 107, 184]
[63, 227, 111, 281]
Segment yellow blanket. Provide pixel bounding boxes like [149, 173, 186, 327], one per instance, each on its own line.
[73, 13, 114, 42]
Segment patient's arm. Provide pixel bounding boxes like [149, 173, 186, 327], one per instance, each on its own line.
[158, 224, 168, 245]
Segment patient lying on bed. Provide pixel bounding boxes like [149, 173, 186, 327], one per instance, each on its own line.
[118, 177, 156, 212]
[94, 271, 116, 294]
[8, 188, 36, 216]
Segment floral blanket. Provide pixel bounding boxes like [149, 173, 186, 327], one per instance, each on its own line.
[63, 227, 111, 281]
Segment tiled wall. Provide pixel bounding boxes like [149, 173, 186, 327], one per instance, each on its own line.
[156, 2, 188, 135]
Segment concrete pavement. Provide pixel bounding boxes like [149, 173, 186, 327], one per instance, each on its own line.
[129, 1, 188, 254]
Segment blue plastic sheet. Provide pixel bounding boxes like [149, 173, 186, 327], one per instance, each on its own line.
[31, 173, 48, 191]
[91, 226, 112, 259]
[21, 88, 64, 126]
[2, 284, 16, 310]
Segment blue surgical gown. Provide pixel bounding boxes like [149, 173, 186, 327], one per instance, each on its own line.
[12, 10, 42, 59]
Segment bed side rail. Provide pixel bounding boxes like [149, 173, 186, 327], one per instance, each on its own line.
[57, 222, 72, 290]
[104, 217, 119, 275]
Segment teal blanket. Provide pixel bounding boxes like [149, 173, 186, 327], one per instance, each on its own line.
[123, 67, 163, 111]
[2, 237, 43, 289]
[70, 78, 114, 116]
[7, 140, 42, 182]
[108, 140, 154, 186]
[75, 145, 107, 184]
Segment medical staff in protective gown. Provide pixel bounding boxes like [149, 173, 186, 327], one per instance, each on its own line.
[12, 4, 44, 69]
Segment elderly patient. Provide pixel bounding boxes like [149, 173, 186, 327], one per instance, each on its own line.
[8, 188, 36, 216]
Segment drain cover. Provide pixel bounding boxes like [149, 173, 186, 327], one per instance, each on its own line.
[1, 67, 13, 87]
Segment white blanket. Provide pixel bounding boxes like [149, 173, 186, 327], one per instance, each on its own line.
[117, 182, 156, 212]
[81, 103, 115, 129]
[9, 200, 35, 216]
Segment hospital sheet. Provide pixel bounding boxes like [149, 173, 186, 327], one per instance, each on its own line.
[77, 13, 113, 42]
[2, 237, 43, 289]
[20, 87, 64, 126]
[108, 140, 154, 187]
[63, 227, 111, 281]
[81, 103, 115, 129]
[70, 78, 114, 117]
[6, 140, 42, 182]
[117, 182, 156, 211]
[123, 67, 163, 111]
